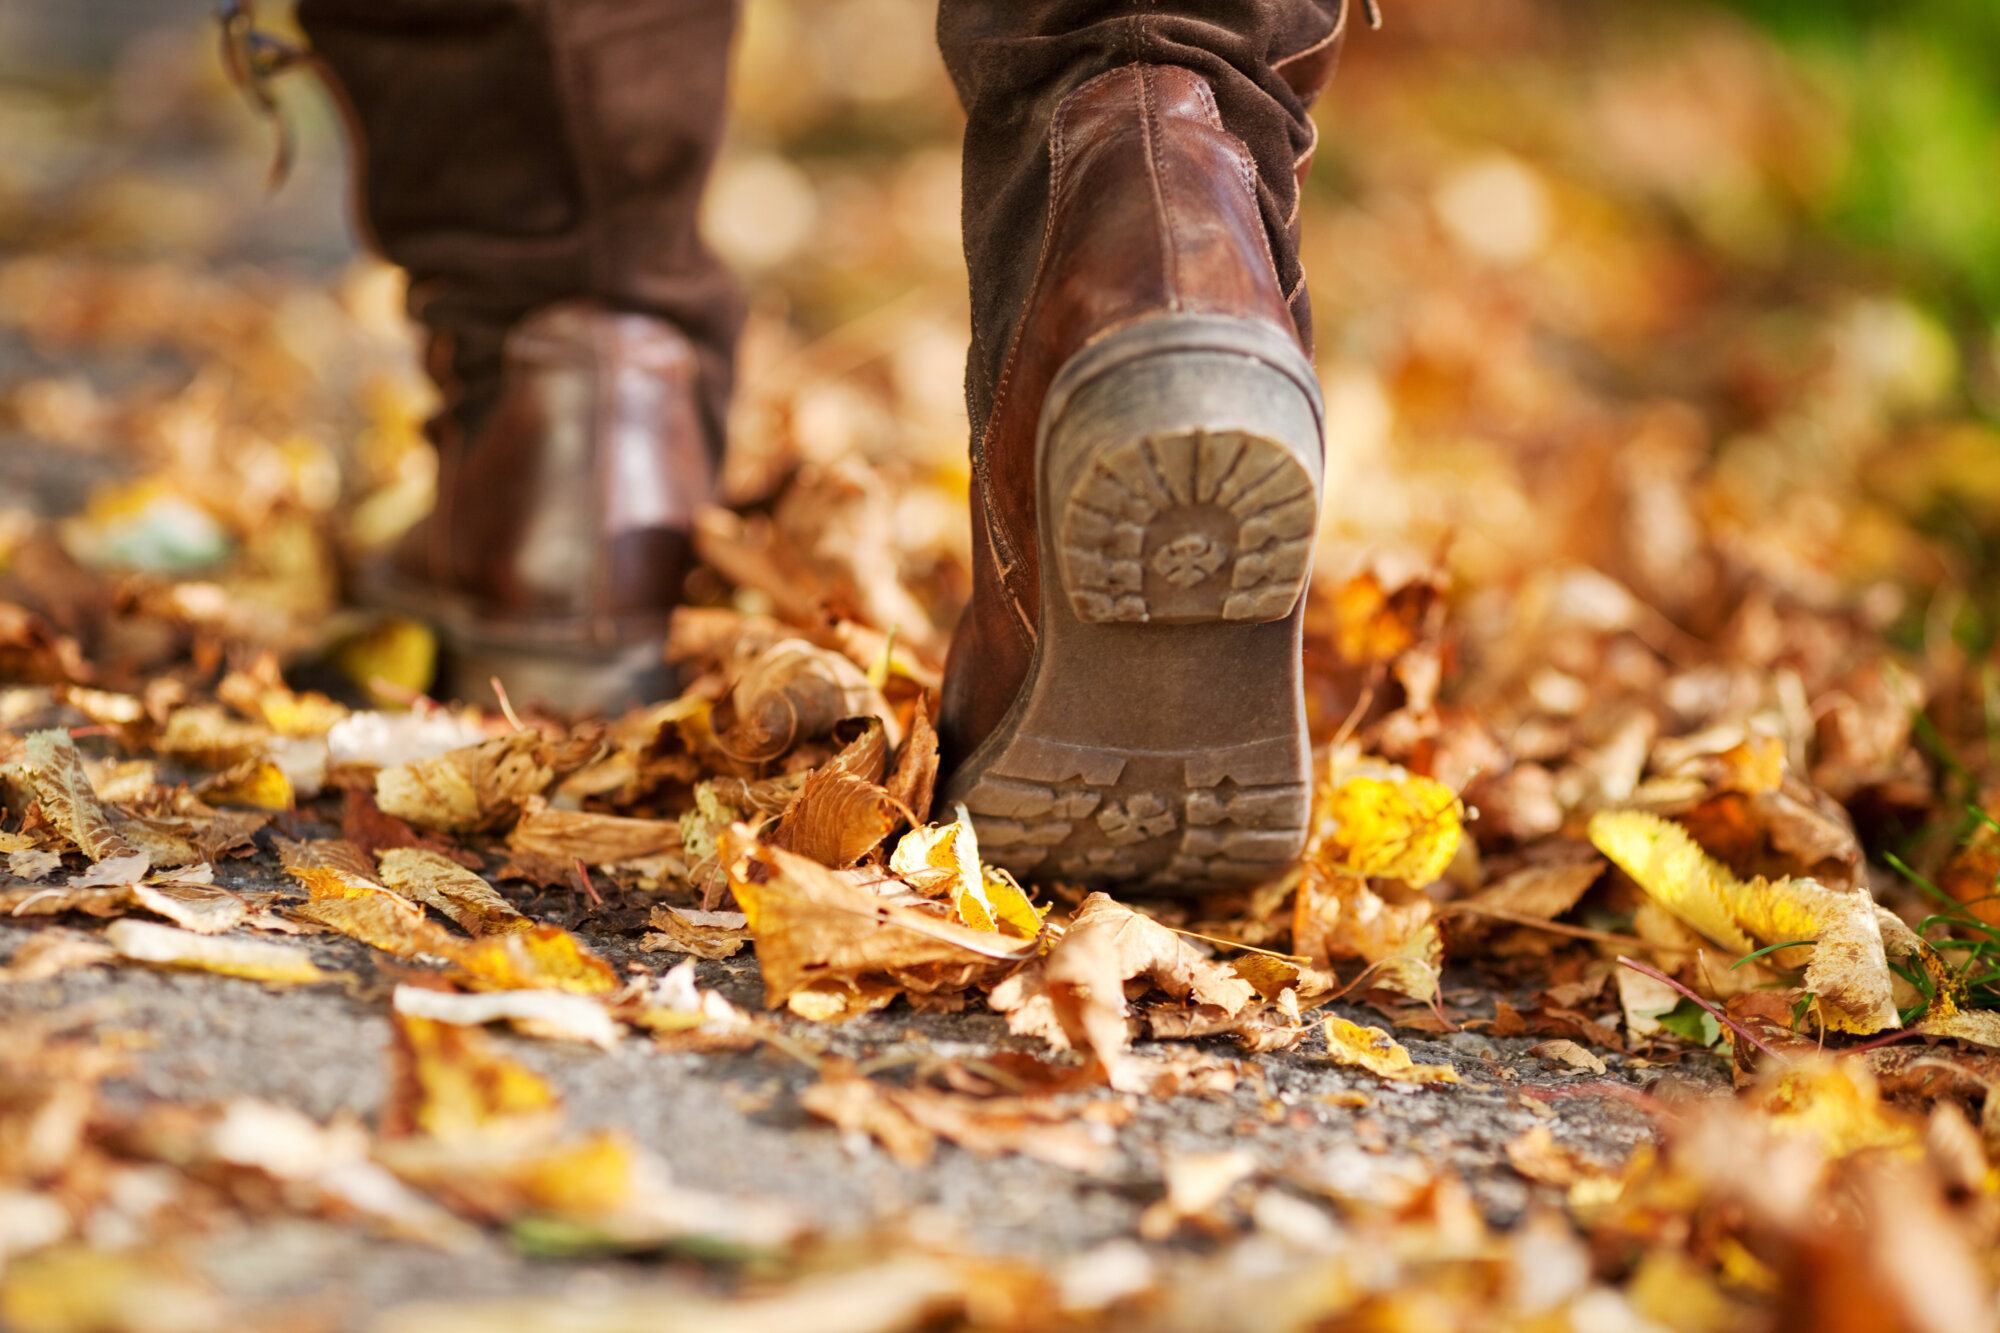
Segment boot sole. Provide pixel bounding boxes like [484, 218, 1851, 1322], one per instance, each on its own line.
[943, 315, 1324, 892]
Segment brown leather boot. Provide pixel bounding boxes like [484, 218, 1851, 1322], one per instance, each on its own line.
[937, 64, 1327, 891]
[300, 0, 741, 710]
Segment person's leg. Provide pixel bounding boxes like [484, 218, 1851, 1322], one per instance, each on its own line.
[299, 0, 741, 707]
[935, 0, 1348, 889]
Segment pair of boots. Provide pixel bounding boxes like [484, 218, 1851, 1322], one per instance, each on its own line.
[303, 0, 1349, 891]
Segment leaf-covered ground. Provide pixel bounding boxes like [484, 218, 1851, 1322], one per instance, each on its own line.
[2, 2, 1999, 1330]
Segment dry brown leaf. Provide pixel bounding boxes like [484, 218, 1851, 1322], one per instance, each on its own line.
[885, 704, 939, 826]
[718, 638, 891, 762]
[988, 893, 1256, 1085]
[504, 796, 680, 866]
[724, 827, 1033, 1012]
[375, 731, 551, 834]
[822, 716, 890, 785]
[376, 847, 529, 937]
[152, 704, 274, 769]
[129, 880, 247, 935]
[642, 905, 749, 960]
[799, 1064, 1114, 1174]
[1530, 1039, 1609, 1075]
[1505, 1125, 1616, 1186]
[768, 766, 899, 868]
[110, 815, 203, 868]
[1461, 858, 1604, 926]
[20, 729, 139, 863]
[0, 929, 116, 983]
[1293, 867, 1440, 1002]
[1139, 1150, 1259, 1239]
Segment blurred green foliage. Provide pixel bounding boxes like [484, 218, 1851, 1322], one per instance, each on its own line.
[1719, 0, 2000, 322]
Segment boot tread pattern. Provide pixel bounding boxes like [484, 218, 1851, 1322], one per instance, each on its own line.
[1059, 428, 1316, 626]
[962, 739, 1309, 889]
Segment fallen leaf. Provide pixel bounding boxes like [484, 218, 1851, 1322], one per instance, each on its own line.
[129, 880, 246, 934]
[392, 984, 621, 1049]
[376, 847, 530, 936]
[1506, 1124, 1616, 1187]
[381, 1012, 560, 1141]
[1323, 774, 1462, 884]
[718, 638, 890, 762]
[0, 930, 115, 983]
[885, 704, 939, 826]
[1320, 1016, 1460, 1084]
[107, 918, 329, 985]
[890, 813, 1042, 937]
[375, 731, 552, 834]
[989, 893, 1256, 1084]
[19, 729, 139, 863]
[1590, 810, 1896, 1032]
[799, 1063, 1114, 1173]
[1138, 1150, 1259, 1239]
[289, 851, 617, 993]
[504, 796, 680, 866]
[1529, 1039, 1609, 1075]
[195, 757, 294, 811]
[768, 766, 899, 868]
[726, 827, 1032, 1013]
[642, 904, 749, 960]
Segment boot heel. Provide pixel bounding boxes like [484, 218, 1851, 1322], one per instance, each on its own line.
[1043, 317, 1324, 627]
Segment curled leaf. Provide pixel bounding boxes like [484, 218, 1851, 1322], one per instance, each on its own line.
[719, 639, 890, 762]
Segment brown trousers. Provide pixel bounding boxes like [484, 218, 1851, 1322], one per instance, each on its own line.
[296, 0, 1347, 448]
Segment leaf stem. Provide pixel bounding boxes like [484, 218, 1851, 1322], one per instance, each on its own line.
[1616, 955, 1784, 1060]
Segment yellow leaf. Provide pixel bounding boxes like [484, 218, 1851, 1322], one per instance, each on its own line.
[1320, 1016, 1460, 1084]
[1755, 1059, 1923, 1161]
[1587, 810, 1753, 952]
[1589, 810, 1897, 1032]
[288, 853, 615, 993]
[198, 758, 294, 811]
[0, 1244, 222, 1333]
[1324, 775, 1461, 884]
[449, 925, 621, 996]
[334, 616, 437, 705]
[890, 812, 1043, 939]
[386, 1012, 559, 1140]
[503, 1130, 636, 1216]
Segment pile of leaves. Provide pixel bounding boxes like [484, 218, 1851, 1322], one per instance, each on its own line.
[2, 0, 1999, 1329]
